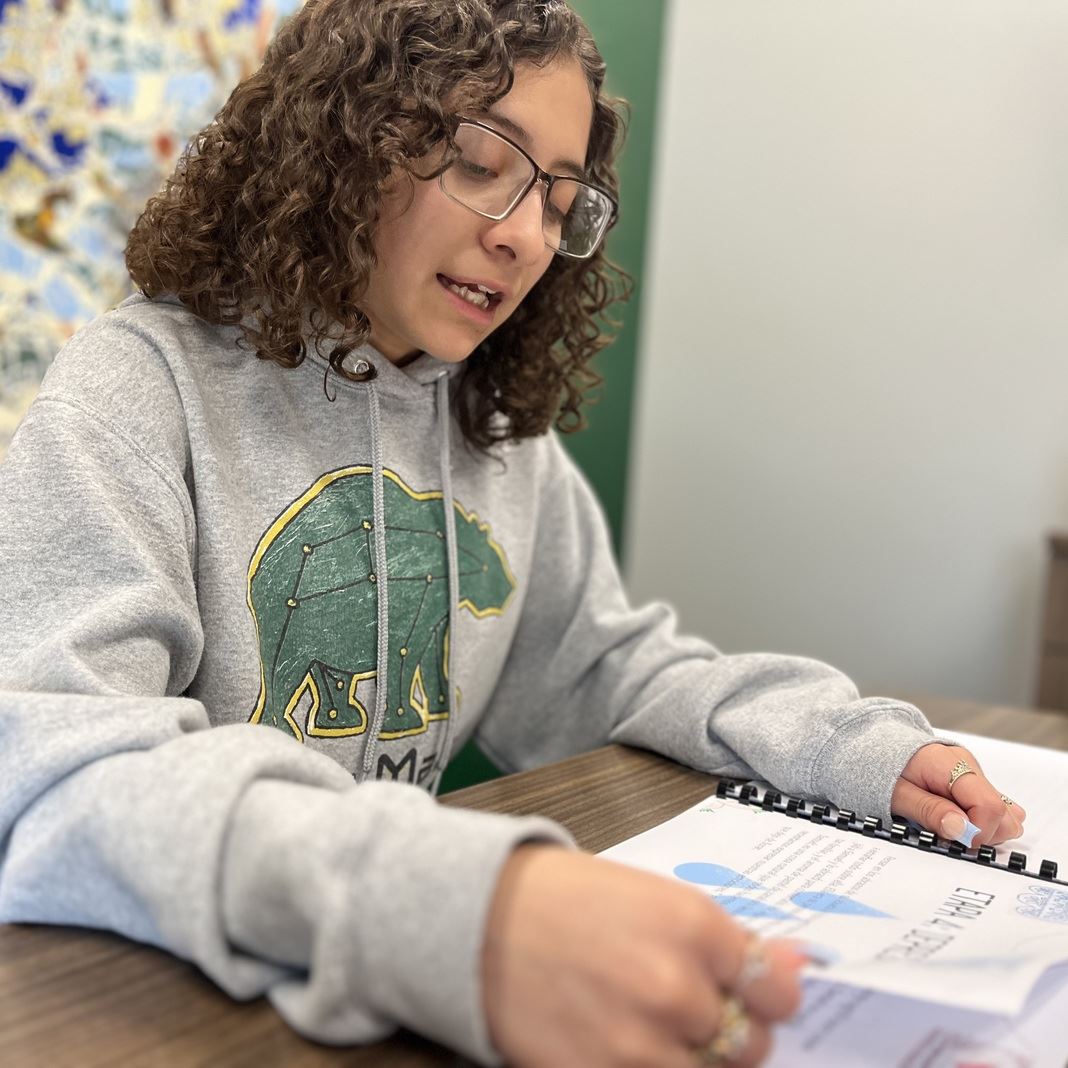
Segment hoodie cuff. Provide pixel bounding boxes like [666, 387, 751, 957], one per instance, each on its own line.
[221, 778, 573, 1065]
[810, 702, 937, 824]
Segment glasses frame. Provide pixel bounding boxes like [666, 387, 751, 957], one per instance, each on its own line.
[439, 118, 619, 260]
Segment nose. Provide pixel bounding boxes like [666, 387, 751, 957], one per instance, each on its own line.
[481, 180, 547, 265]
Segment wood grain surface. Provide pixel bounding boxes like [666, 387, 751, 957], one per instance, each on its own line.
[1, 697, 1063, 1067]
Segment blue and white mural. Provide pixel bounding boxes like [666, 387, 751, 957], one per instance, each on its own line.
[0, 0, 304, 453]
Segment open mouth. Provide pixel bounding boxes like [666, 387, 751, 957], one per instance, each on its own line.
[437, 274, 504, 312]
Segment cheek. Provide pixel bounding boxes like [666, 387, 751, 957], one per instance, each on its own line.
[373, 212, 413, 265]
[369, 224, 428, 305]
[515, 251, 557, 305]
[378, 190, 458, 274]
[373, 178, 434, 260]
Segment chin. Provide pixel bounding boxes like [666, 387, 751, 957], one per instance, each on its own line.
[423, 335, 484, 365]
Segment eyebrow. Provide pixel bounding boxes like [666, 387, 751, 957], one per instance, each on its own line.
[483, 109, 588, 180]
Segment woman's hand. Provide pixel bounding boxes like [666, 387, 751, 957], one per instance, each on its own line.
[481, 844, 805, 1068]
[891, 742, 1027, 847]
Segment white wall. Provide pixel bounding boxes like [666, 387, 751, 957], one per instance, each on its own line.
[625, 0, 1068, 705]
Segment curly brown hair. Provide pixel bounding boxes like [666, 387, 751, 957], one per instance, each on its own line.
[125, 0, 630, 448]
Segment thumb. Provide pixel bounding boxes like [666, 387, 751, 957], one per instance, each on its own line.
[891, 778, 983, 847]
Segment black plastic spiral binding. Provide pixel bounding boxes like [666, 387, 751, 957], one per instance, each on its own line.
[713, 779, 1066, 886]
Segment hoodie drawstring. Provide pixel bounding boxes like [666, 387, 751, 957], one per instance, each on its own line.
[431, 371, 461, 793]
[357, 369, 460, 790]
[361, 379, 391, 775]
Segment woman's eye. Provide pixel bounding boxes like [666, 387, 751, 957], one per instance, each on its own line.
[458, 159, 497, 180]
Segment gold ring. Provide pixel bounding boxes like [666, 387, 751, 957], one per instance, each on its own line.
[700, 996, 750, 1065]
[947, 759, 976, 792]
[733, 936, 770, 991]
[1001, 795, 1015, 807]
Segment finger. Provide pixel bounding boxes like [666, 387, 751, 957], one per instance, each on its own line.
[705, 930, 804, 1024]
[724, 1018, 772, 1068]
[691, 902, 803, 1024]
[893, 776, 1025, 848]
[945, 756, 1024, 846]
[993, 794, 1027, 834]
[947, 753, 1028, 835]
[656, 895, 746, 1046]
[990, 802, 1026, 845]
[986, 792, 1025, 841]
[651, 958, 727, 1048]
[608, 1021, 708, 1068]
[691, 1002, 773, 1068]
[908, 747, 1021, 846]
[891, 777, 981, 845]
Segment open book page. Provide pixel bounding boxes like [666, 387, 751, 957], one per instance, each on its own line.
[602, 729, 1068, 1059]
[769, 961, 1068, 1068]
[599, 793, 1068, 1014]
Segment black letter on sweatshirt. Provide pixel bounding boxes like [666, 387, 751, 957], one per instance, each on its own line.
[377, 748, 417, 783]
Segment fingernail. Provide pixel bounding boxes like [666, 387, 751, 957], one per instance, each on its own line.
[777, 939, 839, 968]
[940, 813, 966, 839]
[940, 814, 982, 846]
[793, 942, 839, 968]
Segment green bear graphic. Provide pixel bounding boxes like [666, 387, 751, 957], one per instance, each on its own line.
[247, 467, 515, 742]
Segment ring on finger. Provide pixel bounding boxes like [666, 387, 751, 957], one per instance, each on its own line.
[700, 996, 750, 1066]
[1000, 794, 1015, 807]
[947, 759, 976, 792]
[733, 935, 770, 992]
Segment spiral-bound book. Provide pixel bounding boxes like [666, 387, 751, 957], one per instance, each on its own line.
[601, 730, 1068, 1064]
[711, 774, 1066, 888]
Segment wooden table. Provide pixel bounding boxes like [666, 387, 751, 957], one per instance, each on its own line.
[2, 698, 1065, 1067]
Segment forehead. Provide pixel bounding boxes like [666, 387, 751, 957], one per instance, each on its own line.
[480, 58, 595, 171]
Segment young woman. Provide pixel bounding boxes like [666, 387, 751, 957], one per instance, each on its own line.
[0, 1, 1025, 1065]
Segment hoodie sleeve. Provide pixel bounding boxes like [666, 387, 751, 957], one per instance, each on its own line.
[0, 380, 569, 1065]
[474, 433, 937, 825]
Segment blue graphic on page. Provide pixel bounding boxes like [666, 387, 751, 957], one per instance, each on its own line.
[673, 863, 763, 889]
[790, 891, 892, 918]
[1017, 886, 1068, 924]
[674, 862, 892, 920]
[712, 896, 796, 921]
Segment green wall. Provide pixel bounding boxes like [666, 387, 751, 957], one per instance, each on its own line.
[438, 0, 667, 793]
[559, 0, 666, 561]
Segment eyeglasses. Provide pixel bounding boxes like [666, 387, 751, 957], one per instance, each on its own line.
[439, 119, 618, 260]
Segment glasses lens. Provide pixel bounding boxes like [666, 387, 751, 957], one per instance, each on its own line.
[443, 124, 532, 218]
[546, 179, 614, 258]
[441, 123, 615, 259]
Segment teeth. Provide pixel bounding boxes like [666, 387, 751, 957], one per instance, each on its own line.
[447, 281, 490, 309]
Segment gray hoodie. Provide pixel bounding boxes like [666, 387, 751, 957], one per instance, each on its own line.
[0, 294, 935, 1063]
